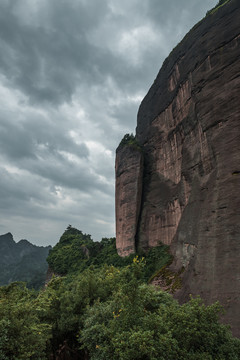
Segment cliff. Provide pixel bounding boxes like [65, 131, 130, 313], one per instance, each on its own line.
[115, 143, 143, 256]
[115, 0, 240, 336]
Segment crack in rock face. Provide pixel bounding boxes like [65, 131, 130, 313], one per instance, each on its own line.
[115, 0, 240, 337]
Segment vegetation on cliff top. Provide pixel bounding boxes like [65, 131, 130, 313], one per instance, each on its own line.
[206, 0, 231, 16]
[117, 133, 142, 152]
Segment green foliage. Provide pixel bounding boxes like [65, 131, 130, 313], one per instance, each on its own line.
[2, 227, 240, 359]
[39, 265, 128, 356]
[206, 0, 231, 16]
[118, 133, 142, 151]
[0, 282, 51, 359]
[160, 297, 240, 359]
[140, 245, 173, 282]
[119, 133, 135, 145]
[80, 262, 240, 360]
[47, 226, 172, 286]
[1, 259, 240, 359]
[47, 225, 94, 274]
[85, 237, 134, 268]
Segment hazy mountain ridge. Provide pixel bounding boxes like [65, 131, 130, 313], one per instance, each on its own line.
[0, 232, 51, 289]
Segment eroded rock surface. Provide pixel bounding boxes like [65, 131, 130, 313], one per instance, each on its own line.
[115, 0, 240, 336]
[115, 145, 143, 256]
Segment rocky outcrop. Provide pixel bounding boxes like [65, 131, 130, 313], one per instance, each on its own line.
[115, 0, 240, 336]
[115, 144, 143, 256]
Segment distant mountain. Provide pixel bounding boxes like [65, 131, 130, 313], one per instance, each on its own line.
[0, 232, 51, 289]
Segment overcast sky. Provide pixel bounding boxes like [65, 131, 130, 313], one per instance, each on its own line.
[0, 0, 214, 246]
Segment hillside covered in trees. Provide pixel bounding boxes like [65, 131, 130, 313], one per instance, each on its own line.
[0, 226, 240, 359]
[0, 232, 51, 289]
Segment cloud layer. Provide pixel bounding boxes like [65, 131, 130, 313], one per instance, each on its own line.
[0, 0, 213, 245]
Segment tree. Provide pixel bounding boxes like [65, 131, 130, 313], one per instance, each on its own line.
[80, 260, 240, 360]
[0, 282, 51, 359]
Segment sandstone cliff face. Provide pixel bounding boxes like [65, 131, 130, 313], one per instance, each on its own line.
[115, 145, 143, 256]
[115, 0, 240, 336]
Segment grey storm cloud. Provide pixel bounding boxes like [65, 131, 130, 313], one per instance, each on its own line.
[0, 0, 214, 245]
[0, 108, 89, 161]
[0, 0, 109, 103]
[0, 0, 213, 105]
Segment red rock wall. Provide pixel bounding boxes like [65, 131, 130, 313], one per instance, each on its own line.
[115, 0, 240, 336]
[115, 145, 143, 256]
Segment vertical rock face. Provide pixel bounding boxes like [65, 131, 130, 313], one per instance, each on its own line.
[115, 144, 143, 256]
[115, 0, 240, 336]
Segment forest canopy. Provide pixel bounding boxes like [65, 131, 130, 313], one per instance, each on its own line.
[0, 226, 240, 359]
